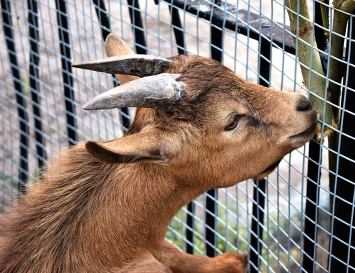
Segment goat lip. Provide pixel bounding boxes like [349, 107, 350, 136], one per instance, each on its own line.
[289, 122, 317, 140]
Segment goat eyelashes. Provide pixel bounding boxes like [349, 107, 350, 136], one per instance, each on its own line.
[0, 33, 317, 273]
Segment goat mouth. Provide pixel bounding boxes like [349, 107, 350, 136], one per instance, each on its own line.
[289, 122, 317, 140]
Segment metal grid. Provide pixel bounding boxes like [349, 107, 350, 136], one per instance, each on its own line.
[1, 0, 355, 272]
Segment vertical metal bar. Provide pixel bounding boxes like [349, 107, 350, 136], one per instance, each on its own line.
[329, 13, 355, 273]
[186, 202, 195, 254]
[55, 0, 78, 146]
[28, 0, 47, 169]
[302, 2, 327, 271]
[257, 36, 271, 86]
[170, 5, 186, 55]
[204, 1, 224, 257]
[210, 24, 223, 61]
[302, 141, 321, 272]
[166, 2, 193, 253]
[1, 0, 29, 193]
[92, 0, 111, 41]
[249, 35, 271, 272]
[205, 189, 218, 257]
[92, 0, 131, 131]
[210, 1, 223, 62]
[249, 179, 266, 272]
[127, 0, 147, 54]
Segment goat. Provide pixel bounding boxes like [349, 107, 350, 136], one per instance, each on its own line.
[0, 33, 317, 273]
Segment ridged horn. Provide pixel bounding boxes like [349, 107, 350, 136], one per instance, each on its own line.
[83, 73, 185, 110]
[72, 55, 171, 77]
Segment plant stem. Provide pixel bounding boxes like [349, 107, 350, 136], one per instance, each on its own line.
[286, 0, 333, 138]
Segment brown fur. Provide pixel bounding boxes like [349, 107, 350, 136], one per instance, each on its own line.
[0, 34, 317, 273]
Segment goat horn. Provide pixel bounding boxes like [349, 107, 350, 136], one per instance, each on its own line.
[83, 73, 185, 110]
[72, 55, 171, 77]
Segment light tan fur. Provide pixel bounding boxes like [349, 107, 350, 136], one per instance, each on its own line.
[0, 33, 317, 273]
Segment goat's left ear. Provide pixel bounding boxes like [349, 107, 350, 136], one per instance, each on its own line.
[85, 133, 173, 164]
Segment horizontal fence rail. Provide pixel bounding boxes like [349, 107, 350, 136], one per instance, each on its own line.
[164, 0, 296, 53]
[1, 0, 355, 272]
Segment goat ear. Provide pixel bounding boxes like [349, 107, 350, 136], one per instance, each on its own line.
[104, 33, 139, 85]
[85, 133, 170, 164]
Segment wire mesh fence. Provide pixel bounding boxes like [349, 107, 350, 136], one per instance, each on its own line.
[1, 0, 355, 272]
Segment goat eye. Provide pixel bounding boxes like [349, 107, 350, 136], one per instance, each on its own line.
[224, 115, 244, 131]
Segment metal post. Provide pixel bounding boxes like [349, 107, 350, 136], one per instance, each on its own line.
[328, 13, 355, 273]
[92, 0, 131, 131]
[127, 0, 147, 54]
[186, 202, 195, 254]
[55, 0, 78, 146]
[301, 1, 327, 270]
[92, 0, 111, 41]
[1, 0, 29, 193]
[302, 140, 322, 272]
[249, 179, 266, 273]
[28, 0, 47, 169]
[249, 35, 271, 272]
[204, 0, 224, 257]
[170, 4, 187, 55]
[165, 1, 194, 253]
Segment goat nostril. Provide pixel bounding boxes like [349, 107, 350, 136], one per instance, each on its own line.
[297, 99, 312, 112]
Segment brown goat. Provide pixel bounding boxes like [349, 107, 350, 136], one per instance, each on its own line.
[0, 34, 317, 273]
